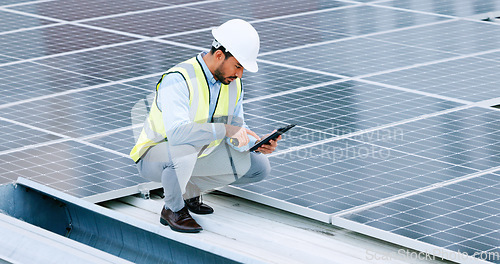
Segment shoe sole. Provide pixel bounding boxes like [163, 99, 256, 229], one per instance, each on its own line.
[160, 217, 203, 233]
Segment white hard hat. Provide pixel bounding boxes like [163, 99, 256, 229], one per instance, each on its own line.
[212, 19, 260, 72]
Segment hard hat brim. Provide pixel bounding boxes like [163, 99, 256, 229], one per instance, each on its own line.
[241, 60, 258, 73]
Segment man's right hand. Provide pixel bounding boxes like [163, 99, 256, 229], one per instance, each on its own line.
[225, 124, 260, 148]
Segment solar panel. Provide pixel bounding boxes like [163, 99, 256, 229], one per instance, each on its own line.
[0, 62, 106, 106]
[234, 133, 482, 216]
[366, 56, 500, 102]
[0, 84, 150, 138]
[260, 36, 457, 77]
[240, 123, 492, 217]
[1, 0, 500, 262]
[238, 62, 339, 100]
[0, 9, 54, 32]
[337, 171, 500, 263]
[7, 0, 170, 21]
[354, 107, 500, 171]
[370, 20, 500, 55]
[479, 50, 500, 62]
[84, 128, 137, 157]
[0, 119, 61, 153]
[243, 80, 463, 134]
[162, 20, 349, 54]
[0, 24, 138, 61]
[37, 41, 195, 81]
[260, 5, 450, 36]
[181, 0, 351, 20]
[0, 0, 37, 6]
[0, 140, 144, 196]
[0, 54, 15, 64]
[380, 0, 500, 18]
[227, 106, 500, 263]
[82, 7, 239, 37]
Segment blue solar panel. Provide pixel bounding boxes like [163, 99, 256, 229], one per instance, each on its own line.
[243, 80, 462, 134]
[180, 0, 351, 20]
[260, 37, 456, 77]
[263, 5, 449, 36]
[0, 140, 144, 196]
[0, 84, 150, 138]
[380, 0, 500, 18]
[371, 20, 500, 55]
[340, 172, 500, 263]
[82, 7, 239, 37]
[0, 24, 137, 61]
[8, 0, 170, 21]
[0, 10, 54, 32]
[163, 20, 349, 54]
[479, 50, 500, 62]
[355, 107, 500, 170]
[237, 137, 479, 216]
[0, 62, 106, 105]
[37, 42, 194, 82]
[366, 57, 500, 102]
[0, 119, 61, 153]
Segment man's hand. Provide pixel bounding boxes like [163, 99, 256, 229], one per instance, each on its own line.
[256, 132, 282, 154]
[225, 124, 260, 147]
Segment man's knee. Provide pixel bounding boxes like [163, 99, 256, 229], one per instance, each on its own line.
[233, 153, 271, 184]
[252, 153, 271, 181]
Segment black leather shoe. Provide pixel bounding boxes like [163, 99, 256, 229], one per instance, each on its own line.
[160, 207, 202, 233]
[185, 196, 214, 215]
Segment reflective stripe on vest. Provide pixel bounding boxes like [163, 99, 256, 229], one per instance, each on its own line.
[129, 56, 242, 162]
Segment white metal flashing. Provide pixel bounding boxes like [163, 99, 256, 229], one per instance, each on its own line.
[0, 212, 133, 264]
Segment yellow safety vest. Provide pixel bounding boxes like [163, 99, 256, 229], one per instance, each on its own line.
[130, 57, 242, 163]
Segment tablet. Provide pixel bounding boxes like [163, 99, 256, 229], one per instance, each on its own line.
[249, 124, 296, 152]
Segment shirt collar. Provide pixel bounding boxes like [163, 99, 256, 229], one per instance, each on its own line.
[197, 52, 218, 86]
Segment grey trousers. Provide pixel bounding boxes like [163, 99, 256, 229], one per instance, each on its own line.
[136, 141, 271, 212]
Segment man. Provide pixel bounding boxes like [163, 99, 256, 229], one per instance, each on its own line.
[130, 19, 281, 233]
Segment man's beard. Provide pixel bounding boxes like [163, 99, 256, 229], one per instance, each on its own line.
[214, 66, 236, 85]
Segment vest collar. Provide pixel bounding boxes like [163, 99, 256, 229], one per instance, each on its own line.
[197, 52, 219, 86]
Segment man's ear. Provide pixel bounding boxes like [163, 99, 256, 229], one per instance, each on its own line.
[214, 50, 225, 62]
